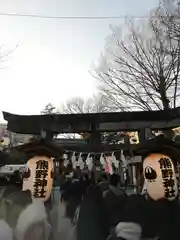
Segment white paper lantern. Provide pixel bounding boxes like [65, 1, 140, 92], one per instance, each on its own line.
[143, 153, 178, 201]
[23, 156, 53, 202]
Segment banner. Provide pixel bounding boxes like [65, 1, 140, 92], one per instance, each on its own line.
[105, 156, 113, 175]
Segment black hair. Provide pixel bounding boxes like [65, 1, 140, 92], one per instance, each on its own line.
[109, 174, 119, 186]
[101, 173, 108, 180]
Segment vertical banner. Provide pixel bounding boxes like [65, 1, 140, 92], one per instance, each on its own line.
[23, 156, 53, 202]
[86, 154, 93, 171]
[132, 165, 137, 193]
[100, 153, 106, 170]
[105, 156, 113, 175]
[121, 150, 127, 181]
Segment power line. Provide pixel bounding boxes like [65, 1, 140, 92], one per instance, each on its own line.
[0, 12, 152, 20]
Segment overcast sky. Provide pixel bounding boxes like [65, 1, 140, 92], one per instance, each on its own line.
[0, 0, 158, 121]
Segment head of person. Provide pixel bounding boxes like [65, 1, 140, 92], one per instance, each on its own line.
[83, 173, 89, 181]
[84, 185, 103, 205]
[109, 174, 119, 187]
[101, 173, 108, 181]
[98, 173, 108, 183]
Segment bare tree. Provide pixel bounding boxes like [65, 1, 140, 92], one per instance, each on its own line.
[62, 95, 111, 140]
[62, 96, 133, 143]
[93, 6, 180, 111]
[41, 103, 56, 115]
[62, 95, 110, 114]
[159, 0, 180, 39]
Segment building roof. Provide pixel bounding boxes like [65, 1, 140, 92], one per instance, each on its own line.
[133, 135, 180, 158]
[14, 139, 62, 158]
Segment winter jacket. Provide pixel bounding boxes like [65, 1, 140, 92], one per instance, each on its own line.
[103, 186, 127, 228]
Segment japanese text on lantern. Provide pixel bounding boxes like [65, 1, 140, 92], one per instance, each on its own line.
[158, 157, 175, 199]
[33, 160, 48, 198]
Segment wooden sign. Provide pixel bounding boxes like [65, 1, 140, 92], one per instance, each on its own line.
[23, 156, 53, 202]
[143, 153, 178, 201]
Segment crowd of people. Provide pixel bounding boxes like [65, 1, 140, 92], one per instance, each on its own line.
[0, 170, 50, 240]
[60, 171, 180, 240]
[0, 165, 179, 240]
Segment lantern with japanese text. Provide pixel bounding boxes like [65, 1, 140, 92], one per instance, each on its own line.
[23, 156, 53, 202]
[143, 153, 178, 201]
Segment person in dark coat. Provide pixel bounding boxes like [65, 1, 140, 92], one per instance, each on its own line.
[111, 136, 180, 240]
[113, 193, 180, 240]
[76, 185, 108, 240]
[62, 180, 84, 222]
[98, 173, 109, 193]
[103, 174, 127, 229]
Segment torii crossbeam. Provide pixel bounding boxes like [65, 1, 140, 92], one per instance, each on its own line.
[3, 107, 180, 134]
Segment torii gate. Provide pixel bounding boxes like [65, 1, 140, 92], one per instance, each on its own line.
[3, 106, 180, 143]
[3, 108, 180, 194]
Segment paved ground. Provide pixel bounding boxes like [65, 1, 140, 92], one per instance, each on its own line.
[50, 187, 74, 240]
[49, 186, 136, 240]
